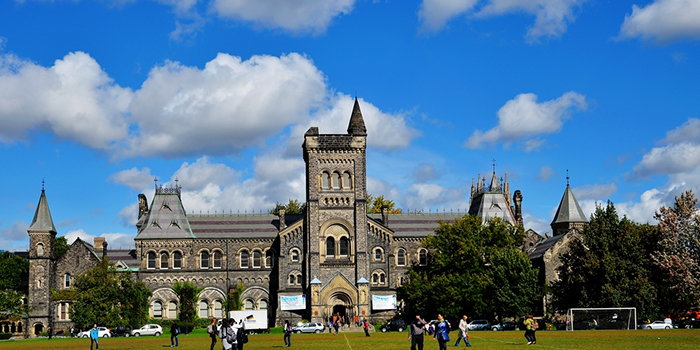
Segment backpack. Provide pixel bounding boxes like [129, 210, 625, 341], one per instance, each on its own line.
[238, 329, 248, 344]
[226, 328, 235, 344]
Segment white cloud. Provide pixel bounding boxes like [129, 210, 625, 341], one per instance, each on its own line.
[465, 91, 587, 150]
[572, 183, 617, 201]
[117, 202, 139, 228]
[536, 166, 557, 181]
[64, 229, 136, 250]
[210, 0, 356, 34]
[108, 167, 155, 192]
[171, 157, 239, 191]
[419, 0, 586, 41]
[412, 163, 441, 183]
[633, 142, 700, 177]
[403, 183, 469, 212]
[618, 0, 700, 44]
[523, 212, 550, 235]
[662, 117, 700, 144]
[0, 52, 132, 148]
[0, 220, 29, 242]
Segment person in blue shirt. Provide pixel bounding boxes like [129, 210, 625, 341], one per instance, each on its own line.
[432, 314, 451, 350]
[171, 320, 180, 347]
[90, 324, 99, 350]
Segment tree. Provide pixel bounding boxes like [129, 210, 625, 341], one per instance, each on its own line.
[398, 215, 538, 320]
[652, 190, 700, 313]
[0, 251, 29, 292]
[0, 289, 31, 322]
[54, 236, 70, 260]
[270, 199, 306, 215]
[225, 282, 245, 314]
[173, 281, 203, 323]
[69, 259, 151, 328]
[366, 194, 402, 214]
[551, 202, 661, 320]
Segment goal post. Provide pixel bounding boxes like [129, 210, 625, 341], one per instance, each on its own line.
[566, 307, 637, 331]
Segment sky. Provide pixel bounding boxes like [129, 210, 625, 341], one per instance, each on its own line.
[1, 0, 700, 252]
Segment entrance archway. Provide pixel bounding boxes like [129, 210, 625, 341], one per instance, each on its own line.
[332, 304, 347, 317]
[34, 323, 43, 336]
[327, 291, 354, 322]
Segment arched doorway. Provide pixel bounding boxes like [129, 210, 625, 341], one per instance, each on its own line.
[327, 292, 353, 322]
[34, 323, 43, 336]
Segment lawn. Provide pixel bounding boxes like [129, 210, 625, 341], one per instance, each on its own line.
[2, 328, 700, 350]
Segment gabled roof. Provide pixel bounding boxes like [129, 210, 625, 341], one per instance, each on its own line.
[551, 185, 588, 225]
[368, 213, 463, 237]
[28, 189, 56, 233]
[135, 188, 195, 240]
[527, 234, 567, 259]
[468, 192, 516, 224]
[347, 97, 367, 136]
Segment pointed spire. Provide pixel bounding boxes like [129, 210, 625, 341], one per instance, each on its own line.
[28, 188, 57, 233]
[551, 183, 587, 225]
[489, 170, 501, 192]
[347, 97, 367, 136]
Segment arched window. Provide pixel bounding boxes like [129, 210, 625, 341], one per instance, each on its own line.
[289, 274, 296, 285]
[296, 274, 302, 284]
[244, 299, 254, 310]
[259, 299, 268, 310]
[213, 251, 222, 269]
[173, 252, 182, 269]
[199, 301, 209, 318]
[419, 249, 428, 266]
[200, 251, 210, 269]
[240, 251, 250, 268]
[64, 274, 71, 289]
[265, 250, 274, 268]
[154, 301, 163, 318]
[339, 237, 349, 256]
[214, 300, 223, 318]
[326, 237, 336, 256]
[253, 251, 262, 268]
[147, 252, 156, 269]
[372, 273, 379, 284]
[290, 249, 300, 263]
[322, 172, 330, 190]
[397, 248, 406, 266]
[342, 172, 351, 189]
[168, 301, 177, 319]
[380, 273, 386, 285]
[160, 252, 169, 269]
[332, 172, 341, 190]
[374, 248, 383, 261]
[36, 243, 44, 257]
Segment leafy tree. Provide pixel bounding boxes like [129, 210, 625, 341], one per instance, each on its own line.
[0, 289, 31, 322]
[54, 236, 70, 260]
[652, 190, 700, 313]
[0, 251, 29, 292]
[225, 282, 245, 313]
[551, 202, 661, 320]
[366, 194, 402, 214]
[173, 281, 203, 323]
[270, 199, 306, 215]
[398, 215, 538, 320]
[70, 259, 151, 328]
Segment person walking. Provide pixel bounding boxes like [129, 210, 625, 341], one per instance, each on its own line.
[408, 314, 426, 350]
[363, 318, 370, 337]
[208, 318, 218, 350]
[454, 315, 471, 347]
[433, 314, 451, 350]
[523, 315, 534, 345]
[235, 320, 246, 350]
[283, 320, 292, 347]
[170, 320, 180, 347]
[333, 314, 340, 335]
[47, 326, 53, 340]
[355, 315, 360, 327]
[90, 324, 99, 350]
[219, 319, 232, 350]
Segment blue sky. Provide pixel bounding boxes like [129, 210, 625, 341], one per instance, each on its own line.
[2, 0, 700, 251]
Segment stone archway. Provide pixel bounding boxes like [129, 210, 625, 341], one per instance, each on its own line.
[326, 291, 354, 321]
[33, 323, 43, 336]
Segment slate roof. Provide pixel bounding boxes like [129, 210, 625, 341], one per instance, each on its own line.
[551, 185, 588, 225]
[188, 214, 302, 239]
[105, 249, 140, 269]
[135, 188, 195, 240]
[347, 97, 367, 136]
[28, 189, 57, 233]
[368, 213, 463, 237]
[468, 192, 516, 224]
[527, 234, 567, 259]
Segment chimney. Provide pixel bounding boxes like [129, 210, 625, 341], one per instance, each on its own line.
[381, 205, 389, 228]
[278, 206, 286, 231]
[102, 241, 108, 259]
[94, 237, 108, 258]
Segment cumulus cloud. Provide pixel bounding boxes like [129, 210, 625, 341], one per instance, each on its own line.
[632, 118, 700, 178]
[419, 0, 587, 42]
[618, 0, 700, 44]
[64, 229, 136, 250]
[0, 52, 132, 148]
[403, 183, 469, 212]
[412, 163, 441, 183]
[523, 213, 550, 235]
[211, 0, 356, 34]
[572, 183, 617, 201]
[108, 167, 156, 192]
[536, 166, 557, 181]
[0, 220, 29, 242]
[465, 91, 587, 150]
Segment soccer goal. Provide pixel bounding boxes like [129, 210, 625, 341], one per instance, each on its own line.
[566, 307, 637, 331]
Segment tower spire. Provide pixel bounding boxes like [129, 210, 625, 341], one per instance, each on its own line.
[347, 97, 367, 136]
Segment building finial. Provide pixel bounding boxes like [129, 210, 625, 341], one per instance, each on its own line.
[154, 176, 158, 189]
[42, 178, 45, 191]
[492, 158, 496, 173]
[566, 169, 570, 186]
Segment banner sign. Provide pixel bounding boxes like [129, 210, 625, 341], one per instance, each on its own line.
[372, 294, 397, 310]
[280, 294, 306, 310]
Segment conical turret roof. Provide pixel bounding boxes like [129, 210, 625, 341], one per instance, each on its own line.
[551, 185, 588, 224]
[347, 97, 367, 136]
[28, 189, 57, 233]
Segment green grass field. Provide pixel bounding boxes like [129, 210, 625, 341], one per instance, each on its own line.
[2, 328, 700, 350]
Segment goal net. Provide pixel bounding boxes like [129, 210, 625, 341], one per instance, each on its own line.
[566, 307, 637, 331]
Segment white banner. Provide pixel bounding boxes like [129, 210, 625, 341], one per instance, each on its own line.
[280, 294, 306, 310]
[372, 294, 397, 310]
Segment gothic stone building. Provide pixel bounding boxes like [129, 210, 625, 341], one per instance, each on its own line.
[21, 99, 567, 336]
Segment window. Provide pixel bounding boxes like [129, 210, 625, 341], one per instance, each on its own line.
[290, 249, 299, 263]
[160, 252, 169, 269]
[342, 172, 351, 189]
[213, 251, 222, 269]
[322, 172, 330, 190]
[214, 300, 223, 318]
[297, 274, 302, 284]
[240, 251, 250, 268]
[289, 274, 296, 285]
[199, 301, 209, 318]
[332, 172, 340, 190]
[265, 250, 274, 268]
[374, 248, 383, 261]
[419, 249, 428, 266]
[259, 299, 268, 310]
[200, 251, 210, 269]
[64, 274, 70, 289]
[244, 299, 254, 310]
[373, 274, 379, 284]
[380, 273, 386, 285]
[147, 252, 156, 269]
[253, 251, 262, 268]
[397, 249, 406, 266]
[60, 303, 69, 320]
[154, 301, 163, 318]
[339, 237, 349, 256]
[173, 252, 182, 269]
[36, 243, 44, 257]
[326, 237, 335, 256]
[168, 301, 177, 319]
